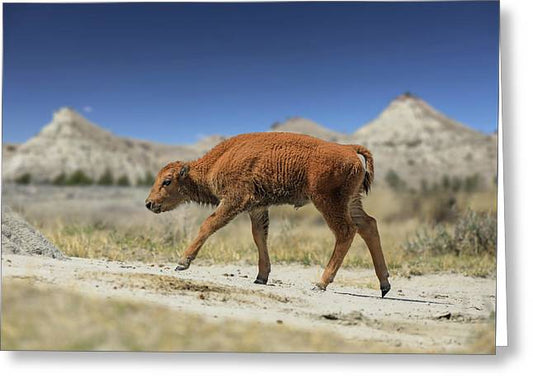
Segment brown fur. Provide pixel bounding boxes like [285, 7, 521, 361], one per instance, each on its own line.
[146, 132, 390, 295]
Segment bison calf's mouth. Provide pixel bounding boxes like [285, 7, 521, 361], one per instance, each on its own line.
[145, 201, 162, 213]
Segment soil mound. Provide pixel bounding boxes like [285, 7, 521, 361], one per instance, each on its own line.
[1, 206, 66, 259]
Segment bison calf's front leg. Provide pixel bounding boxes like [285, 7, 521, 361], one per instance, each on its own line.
[175, 201, 240, 271]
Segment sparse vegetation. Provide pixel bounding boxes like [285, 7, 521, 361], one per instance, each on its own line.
[450, 176, 462, 192]
[403, 210, 496, 276]
[15, 173, 31, 185]
[385, 169, 407, 192]
[49, 169, 155, 187]
[116, 174, 131, 187]
[137, 171, 155, 187]
[6, 185, 497, 278]
[52, 173, 67, 185]
[420, 179, 429, 193]
[463, 174, 482, 192]
[97, 168, 114, 185]
[441, 175, 451, 190]
[65, 169, 93, 185]
[419, 173, 483, 194]
[455, 210, 497, 256]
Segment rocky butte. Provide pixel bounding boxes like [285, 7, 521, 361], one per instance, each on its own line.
[3, 94, 497, 189]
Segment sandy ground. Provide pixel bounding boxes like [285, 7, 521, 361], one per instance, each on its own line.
[2, 253, 495, 353]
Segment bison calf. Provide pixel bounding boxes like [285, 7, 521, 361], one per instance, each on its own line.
[145, 132, 391, 297]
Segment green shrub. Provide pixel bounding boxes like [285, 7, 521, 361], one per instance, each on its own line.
[418, 174, 486, 194]
[441, 175, 450, 190]
[116, 174, 131, 187]
[385, 170, 406, 192]
[97, 169, 114, 186]
[66, 170, 93, 186]
[403, 210, 497, 257]
[52, 173, 67, 185]
[15, 173, 31, 185]
[453, 209, 497, 256]
[419, 179, 429, 193]
[464, 174, 482, 192]
[404, 226, 455, 257]
[450, 176, 462, 192]
[426, 194, 458, 224]
[137, 171, 155, 186]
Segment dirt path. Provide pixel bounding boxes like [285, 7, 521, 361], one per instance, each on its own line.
[2, 254, 495, 352]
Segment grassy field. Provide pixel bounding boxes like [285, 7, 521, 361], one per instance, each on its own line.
[4, 184, 497, 278]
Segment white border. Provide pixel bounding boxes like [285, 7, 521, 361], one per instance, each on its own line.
[496, 41, 507, 347]
[6, 2, 533, 387]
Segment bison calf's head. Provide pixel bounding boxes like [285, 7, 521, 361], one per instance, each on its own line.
[145, 162, 190, 214]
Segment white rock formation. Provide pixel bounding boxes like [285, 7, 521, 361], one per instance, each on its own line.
[270, 117, 352, 143]
[3, 95, 497, 189]
[352, 94, 497, 187]
[3, 108, 202, 184]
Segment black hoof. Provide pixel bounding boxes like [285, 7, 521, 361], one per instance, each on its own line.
[174, 263, 189, 271]
[381, 283, 391, 298]
[312, 283, 327, 292]
[174, 257, 192, 271]
[254, 278, 268, 285]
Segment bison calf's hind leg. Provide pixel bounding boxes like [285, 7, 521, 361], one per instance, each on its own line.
[249, 208, 271, 285]
[313, 200, 357, 291]
[351, 203, 391, 297]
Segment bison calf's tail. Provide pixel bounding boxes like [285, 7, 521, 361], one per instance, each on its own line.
[352, 144, 374, 195]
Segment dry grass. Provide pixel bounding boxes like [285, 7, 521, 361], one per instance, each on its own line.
[4, 185, 497, 278]
[1, 278, 407, 353]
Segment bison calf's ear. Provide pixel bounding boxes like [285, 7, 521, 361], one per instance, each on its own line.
[179, 164, 190, 178]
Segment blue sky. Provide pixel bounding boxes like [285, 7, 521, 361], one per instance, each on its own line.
[3, 1, 499, 145]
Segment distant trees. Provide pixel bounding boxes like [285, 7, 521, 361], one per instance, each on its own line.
[385, 170, 486, 194]
[385, 170, 407, 192]
[136, 171, 155, 187]
[418, 173, 483, 194]
[43, 169, 158, 187]
[50, 170, 99, 186]
[116, 174, 131, 187]
[52, 173, 67, 185]
[65, 169, 93, 185]
[450, 176, 462, 192]
[15, 173, 31, 185]
[97, 168, 114, 186]
[17, 165, 487, 193]
[463, 174, 481, 192]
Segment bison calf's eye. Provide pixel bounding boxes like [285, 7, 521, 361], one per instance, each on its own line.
[162, 179, 171, 186]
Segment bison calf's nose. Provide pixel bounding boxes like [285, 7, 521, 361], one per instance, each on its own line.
[145, 201, 152, 210]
